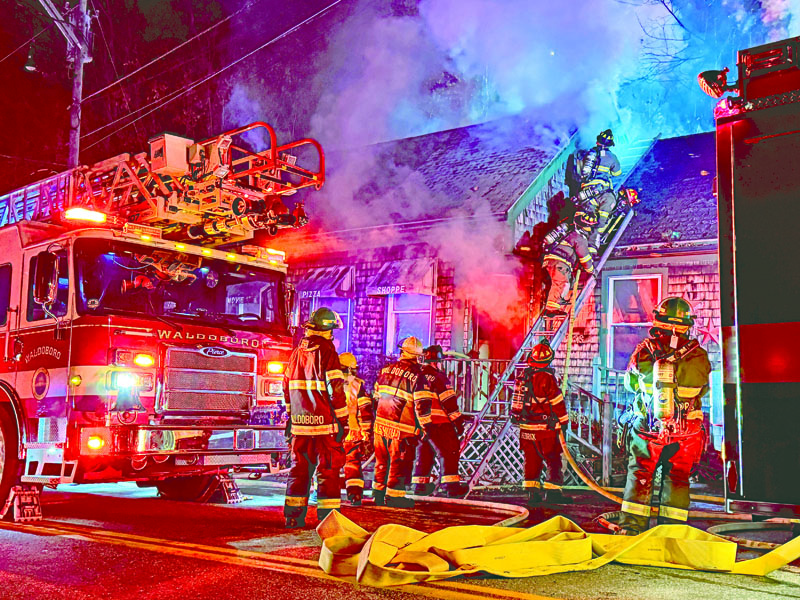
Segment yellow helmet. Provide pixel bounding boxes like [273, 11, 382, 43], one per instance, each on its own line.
[399, 336, 424, 358]
[339, 352, 357, 371]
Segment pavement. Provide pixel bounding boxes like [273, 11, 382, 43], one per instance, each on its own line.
[1, 477, 799, 600]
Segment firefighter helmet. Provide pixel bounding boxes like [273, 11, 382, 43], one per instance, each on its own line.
[652, 297, 695, 334]
[619, 187, 640, 207]
[303, 307, 343, 331]
[527, 338, 554, 367]
[339, 352, 358, 371]
[597, 129, 615, 147]
[574, 211, 598, 230]
[399, 336, 424, 358]
[423, 345, 445, 363]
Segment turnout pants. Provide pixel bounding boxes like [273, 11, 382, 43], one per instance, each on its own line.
[519, 429, 563, 496]
[543, 259, 573, 312]
[620, 421, 704, 533]
[284, 434, 345, 521]
[343, 439, 366, 497]
[374, 433, 418, 499]
[412, 423, 461, 491]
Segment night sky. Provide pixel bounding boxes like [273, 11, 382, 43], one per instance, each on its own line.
[1, 0, 798, 196]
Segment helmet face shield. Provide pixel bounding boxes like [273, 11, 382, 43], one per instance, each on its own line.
[652, 297, 695, 335]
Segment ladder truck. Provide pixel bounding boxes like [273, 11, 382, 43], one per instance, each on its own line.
[0, 122, 324, 513]
[701, 37, 800, 517]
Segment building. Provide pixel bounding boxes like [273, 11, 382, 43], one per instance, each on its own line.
[272, 116, 576, 383]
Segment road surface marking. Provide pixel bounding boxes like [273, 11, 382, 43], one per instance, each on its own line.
[0, 520, 562, 600]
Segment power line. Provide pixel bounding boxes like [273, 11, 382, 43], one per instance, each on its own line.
[81, 0, 256, 103]
[91, 0, 143, 142]
[0, 22, 54, 66]
[82, 0, 346, 152]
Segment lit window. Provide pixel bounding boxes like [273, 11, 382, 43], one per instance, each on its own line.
[607, 275, 662, 370]
[386, 294, 433, 355]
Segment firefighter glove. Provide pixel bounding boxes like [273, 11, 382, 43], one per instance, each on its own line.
[335, 421, 346, 443]
[284, 420, 292, 441]
[453, 416, 466, 437]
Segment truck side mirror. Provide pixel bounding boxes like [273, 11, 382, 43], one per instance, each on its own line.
[285, 284, 297, 328]
[33, 251, 59, 306]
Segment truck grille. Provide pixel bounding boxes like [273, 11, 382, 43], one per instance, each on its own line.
[160, 347, 257, 414]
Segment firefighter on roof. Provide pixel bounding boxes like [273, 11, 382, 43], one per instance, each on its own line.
[542, 211, 597, 317]
[373, 336, 434, 508]
[618, 297, 711, 535]
[282, 307, 348, 529]
[511, 339, 570, 506]
[339, 352, 373, 506]
[411, 345, 468, 498]
[578, 129, 621, 188]
[577, 187, 640, 256]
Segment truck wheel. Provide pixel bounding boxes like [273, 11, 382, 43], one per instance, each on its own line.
[0, 406, 23, 513]
[155, 475, 217, 502]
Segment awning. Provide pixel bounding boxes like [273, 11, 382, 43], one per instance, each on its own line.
[366, 259, 437, 296]
[294, 265, 354, 299]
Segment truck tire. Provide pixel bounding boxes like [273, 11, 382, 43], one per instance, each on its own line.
[0, 405, 23, 515]
[155, 474, 217, 502]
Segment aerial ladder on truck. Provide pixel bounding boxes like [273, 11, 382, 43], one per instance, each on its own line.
[0, 121, 324, 240]
[458, 149, 655, 495]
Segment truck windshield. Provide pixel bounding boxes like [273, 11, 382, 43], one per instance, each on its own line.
[74, 238, 286, 332]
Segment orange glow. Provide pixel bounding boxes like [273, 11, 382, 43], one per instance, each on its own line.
[64, 207, 107, 223]
[87, 436, 105, 450]
[133, 353, 155, 368]
[267, 361, 285, 374]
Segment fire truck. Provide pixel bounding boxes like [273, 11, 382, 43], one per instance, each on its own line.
[0, 121, 324, 508]
[701, 38, 800, 517]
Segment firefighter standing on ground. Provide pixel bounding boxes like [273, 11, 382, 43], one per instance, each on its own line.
[542, 211, 597, 316]
[511, 339, 570, 506]
[339, 352, 374, 506]
[282, 307, 348, 528]
[373, 336, 434, 508]
[411, 345, 467, 497]
[619, 297, 711, 534]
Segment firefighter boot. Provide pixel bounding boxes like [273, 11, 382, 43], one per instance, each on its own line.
[544, 488, 572, 505]
[372, 489, 386, 506]
[444, 482, 469, 499]
[385, 495, 416, 508]
[347, 492, 362, 506]
[412, 483, 436, 496]
[526, 488, 543, 508]
[285, 516, 306, 529]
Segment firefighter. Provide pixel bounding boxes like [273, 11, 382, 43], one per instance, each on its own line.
[618, 297, 711, 535]
[542, 211, 597, 317]
[577, 129, 621, 189]
[411, 345, 467, 498]
[339, 352, 374, 506]
[510, 339, 570, 506]
[373, 336, 434, 508]
[577, 187, 640, 256]
[282, 307, 348, 529]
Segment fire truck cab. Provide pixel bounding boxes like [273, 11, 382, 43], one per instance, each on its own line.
[0, 121, 324, 506]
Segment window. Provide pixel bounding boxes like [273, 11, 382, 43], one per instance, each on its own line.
[27, 252, 69, 322]
[0, 264, 11, 326]
[296, 296, 352, 352]
[386, 293, 433, 354]
[607, 275, 661, 370]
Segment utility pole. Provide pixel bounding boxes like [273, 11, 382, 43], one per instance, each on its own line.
[37, 0, 93, 169]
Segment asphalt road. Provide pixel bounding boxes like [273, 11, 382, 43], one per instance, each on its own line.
[1, 479, 800, 600]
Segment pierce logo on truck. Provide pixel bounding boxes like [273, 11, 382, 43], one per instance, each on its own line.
[201, 347, 229, 358]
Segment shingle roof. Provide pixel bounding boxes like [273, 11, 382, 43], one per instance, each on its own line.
[306, 115, 569, 230]
[618, 132, 717, 246]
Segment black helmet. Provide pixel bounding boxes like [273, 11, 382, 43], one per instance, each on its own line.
[574, 211, 598, 229]
[423, 345, 445, 363]
[597, 129, 614, 147]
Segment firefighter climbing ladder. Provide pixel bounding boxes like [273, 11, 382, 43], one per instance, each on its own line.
[459, 209, 635, 493]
